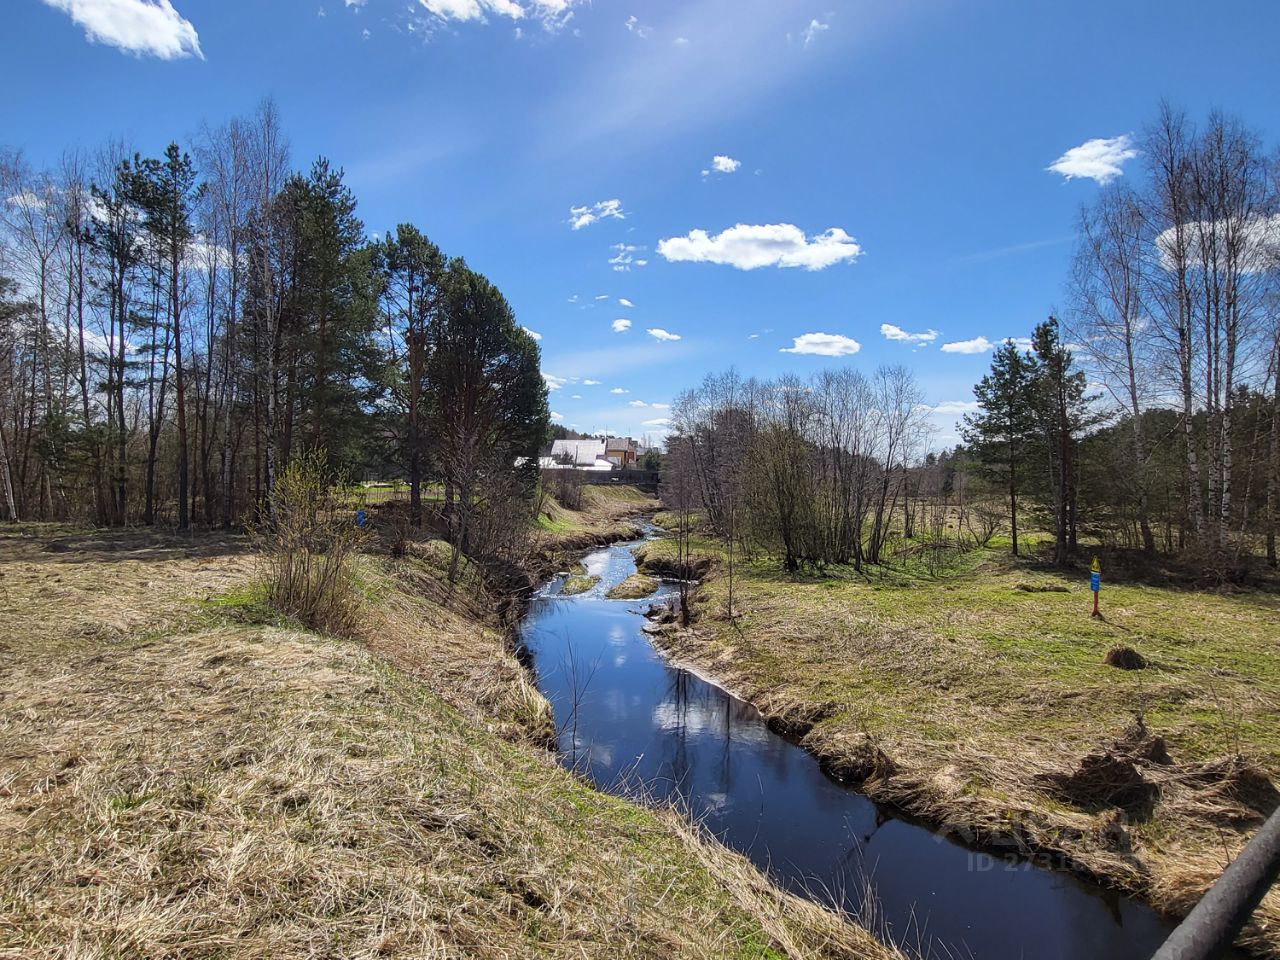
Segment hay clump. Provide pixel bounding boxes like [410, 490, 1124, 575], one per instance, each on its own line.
[1104, 645, 1148, 670]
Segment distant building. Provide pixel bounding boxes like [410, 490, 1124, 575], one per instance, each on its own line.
[548, 436, 640, 471]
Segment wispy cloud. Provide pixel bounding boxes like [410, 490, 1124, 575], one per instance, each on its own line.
[800, 18, 829, 48]
[881, 323, 937, 344]
[415, 0, 582, 30]
[569, 198, 625, 230]
[658, 223, 862, 271]
[939, 336, 993, 355]
[647, 328, 681, 342]
[1047, 134, 1138, 184]
[609, 242, 647, 271]
[617, 298, 634, 308]
[42, 0, 203, 59]
[930, 400, 979, 415]
[780, 332, 861, 356]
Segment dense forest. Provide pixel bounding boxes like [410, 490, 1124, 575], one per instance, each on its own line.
[0, 100, 548, 553]
[665, 106, 1280, 576]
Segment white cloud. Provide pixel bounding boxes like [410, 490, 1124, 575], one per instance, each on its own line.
[1047, 134, 1138, 185]
[801, 18, 829, 48]
[550, 411, 564, 421]
[647, 328, 681, 342]
[618, 298, 633, 308]
[42, 0, 203, 60]
[642, 417, 672, 427]
[1157, 213, 1280, 274]
[594, 294, 609, 300]
[881, 323, 938, 344]
[522, 326, 542, 341]
[930, 400, 979, 415]
[582, 379, 601, 386]
[543, 373, 568, 390]
[628, 399, 648, 407]
[361, 27, 371, 38]
[658, 223, 862, 271]
[570, 394, 582, 399]
[673, 36, 689, 46]
[1007, 336, 1033, 350]
[780, 332, 861, 357]
[416, 0, 581, 27]
[610, 387, 629, 394]
[707, 155, 741, 175]
[568, 198, 625, 230]
[624, 14, 651, 38]
[629, 401, 668, 409]
[940, 336, 993, 355]
[609, 243, 647, 272]
[612, 318, 632, 333]
[345, 0, 368, 5]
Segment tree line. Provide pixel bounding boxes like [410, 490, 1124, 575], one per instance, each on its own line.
[664, 105, 1279, 575]
[0, 99, 549, 561]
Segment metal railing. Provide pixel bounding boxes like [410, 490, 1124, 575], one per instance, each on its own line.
[1152, 805, 1280, 959]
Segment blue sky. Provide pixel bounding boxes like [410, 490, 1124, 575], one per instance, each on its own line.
[4, 0, 1279, 445]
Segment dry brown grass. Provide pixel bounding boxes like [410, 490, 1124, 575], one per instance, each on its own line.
[640, 536, 1280, 956]
[0, 524, 895, 960]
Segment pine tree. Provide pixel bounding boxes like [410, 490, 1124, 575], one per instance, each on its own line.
[961, 340, 1039, 556]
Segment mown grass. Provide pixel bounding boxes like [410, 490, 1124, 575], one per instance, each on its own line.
[640, 532, 1280, 954]
[0, 523, 891, 960]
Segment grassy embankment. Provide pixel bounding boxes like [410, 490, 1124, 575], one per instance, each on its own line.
[636, 526, 1280, 956]
[0, 492, 895, 960]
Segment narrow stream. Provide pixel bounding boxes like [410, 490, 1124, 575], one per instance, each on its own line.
[521, 536, 1180, 960]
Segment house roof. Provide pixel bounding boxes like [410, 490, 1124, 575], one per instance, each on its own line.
[550, 438, 606, 466]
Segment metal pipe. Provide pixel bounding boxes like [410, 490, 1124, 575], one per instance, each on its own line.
[1152, 804, 1280, 959]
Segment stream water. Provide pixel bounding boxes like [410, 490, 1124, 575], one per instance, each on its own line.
[520, 536, 1178, 960]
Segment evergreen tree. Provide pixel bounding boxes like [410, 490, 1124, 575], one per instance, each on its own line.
[961, 339, 1039, 556]
[1030, 316, 1095, 564]
[375, 224, 445, 528]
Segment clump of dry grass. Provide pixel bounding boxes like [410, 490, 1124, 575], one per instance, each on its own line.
[607, 573, 659, 600]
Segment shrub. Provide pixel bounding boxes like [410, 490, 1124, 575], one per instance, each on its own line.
[253, 451, 365, 637]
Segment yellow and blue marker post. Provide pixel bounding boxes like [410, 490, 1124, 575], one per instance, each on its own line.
[1090, 557, 1102, 619]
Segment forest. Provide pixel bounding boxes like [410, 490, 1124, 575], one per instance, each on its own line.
[0, 99, 548, 559]
[664, 106, 1280, 579]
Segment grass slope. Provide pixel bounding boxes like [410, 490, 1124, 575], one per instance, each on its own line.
[0, 524, 892, 960]
[639, 533, 1280, 956]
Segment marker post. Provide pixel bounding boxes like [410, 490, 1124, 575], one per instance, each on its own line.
[1090, 557, 1102, 619]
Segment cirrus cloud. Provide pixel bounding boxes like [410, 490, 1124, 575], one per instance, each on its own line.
[780, 332, 861, 357]
[1047, 134, 1138, 185]
[568, 198, 625, 230]
[42, 0, 203, 60]
[658, 223, 862, 271]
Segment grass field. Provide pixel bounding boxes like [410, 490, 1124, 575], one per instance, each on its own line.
[639, 529, 1280, 956]
[0, 514, 893, 960]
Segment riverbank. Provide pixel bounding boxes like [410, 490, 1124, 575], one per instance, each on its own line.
[0, 508, 895, 959]
[635, 534, 1280, 956]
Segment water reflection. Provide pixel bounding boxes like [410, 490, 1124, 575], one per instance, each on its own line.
[524, 541, 1177, 960]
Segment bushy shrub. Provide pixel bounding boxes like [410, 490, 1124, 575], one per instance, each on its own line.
[253, 451, 365, 636]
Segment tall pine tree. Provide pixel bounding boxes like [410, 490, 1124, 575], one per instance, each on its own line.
[962, 340, 1039, 556]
